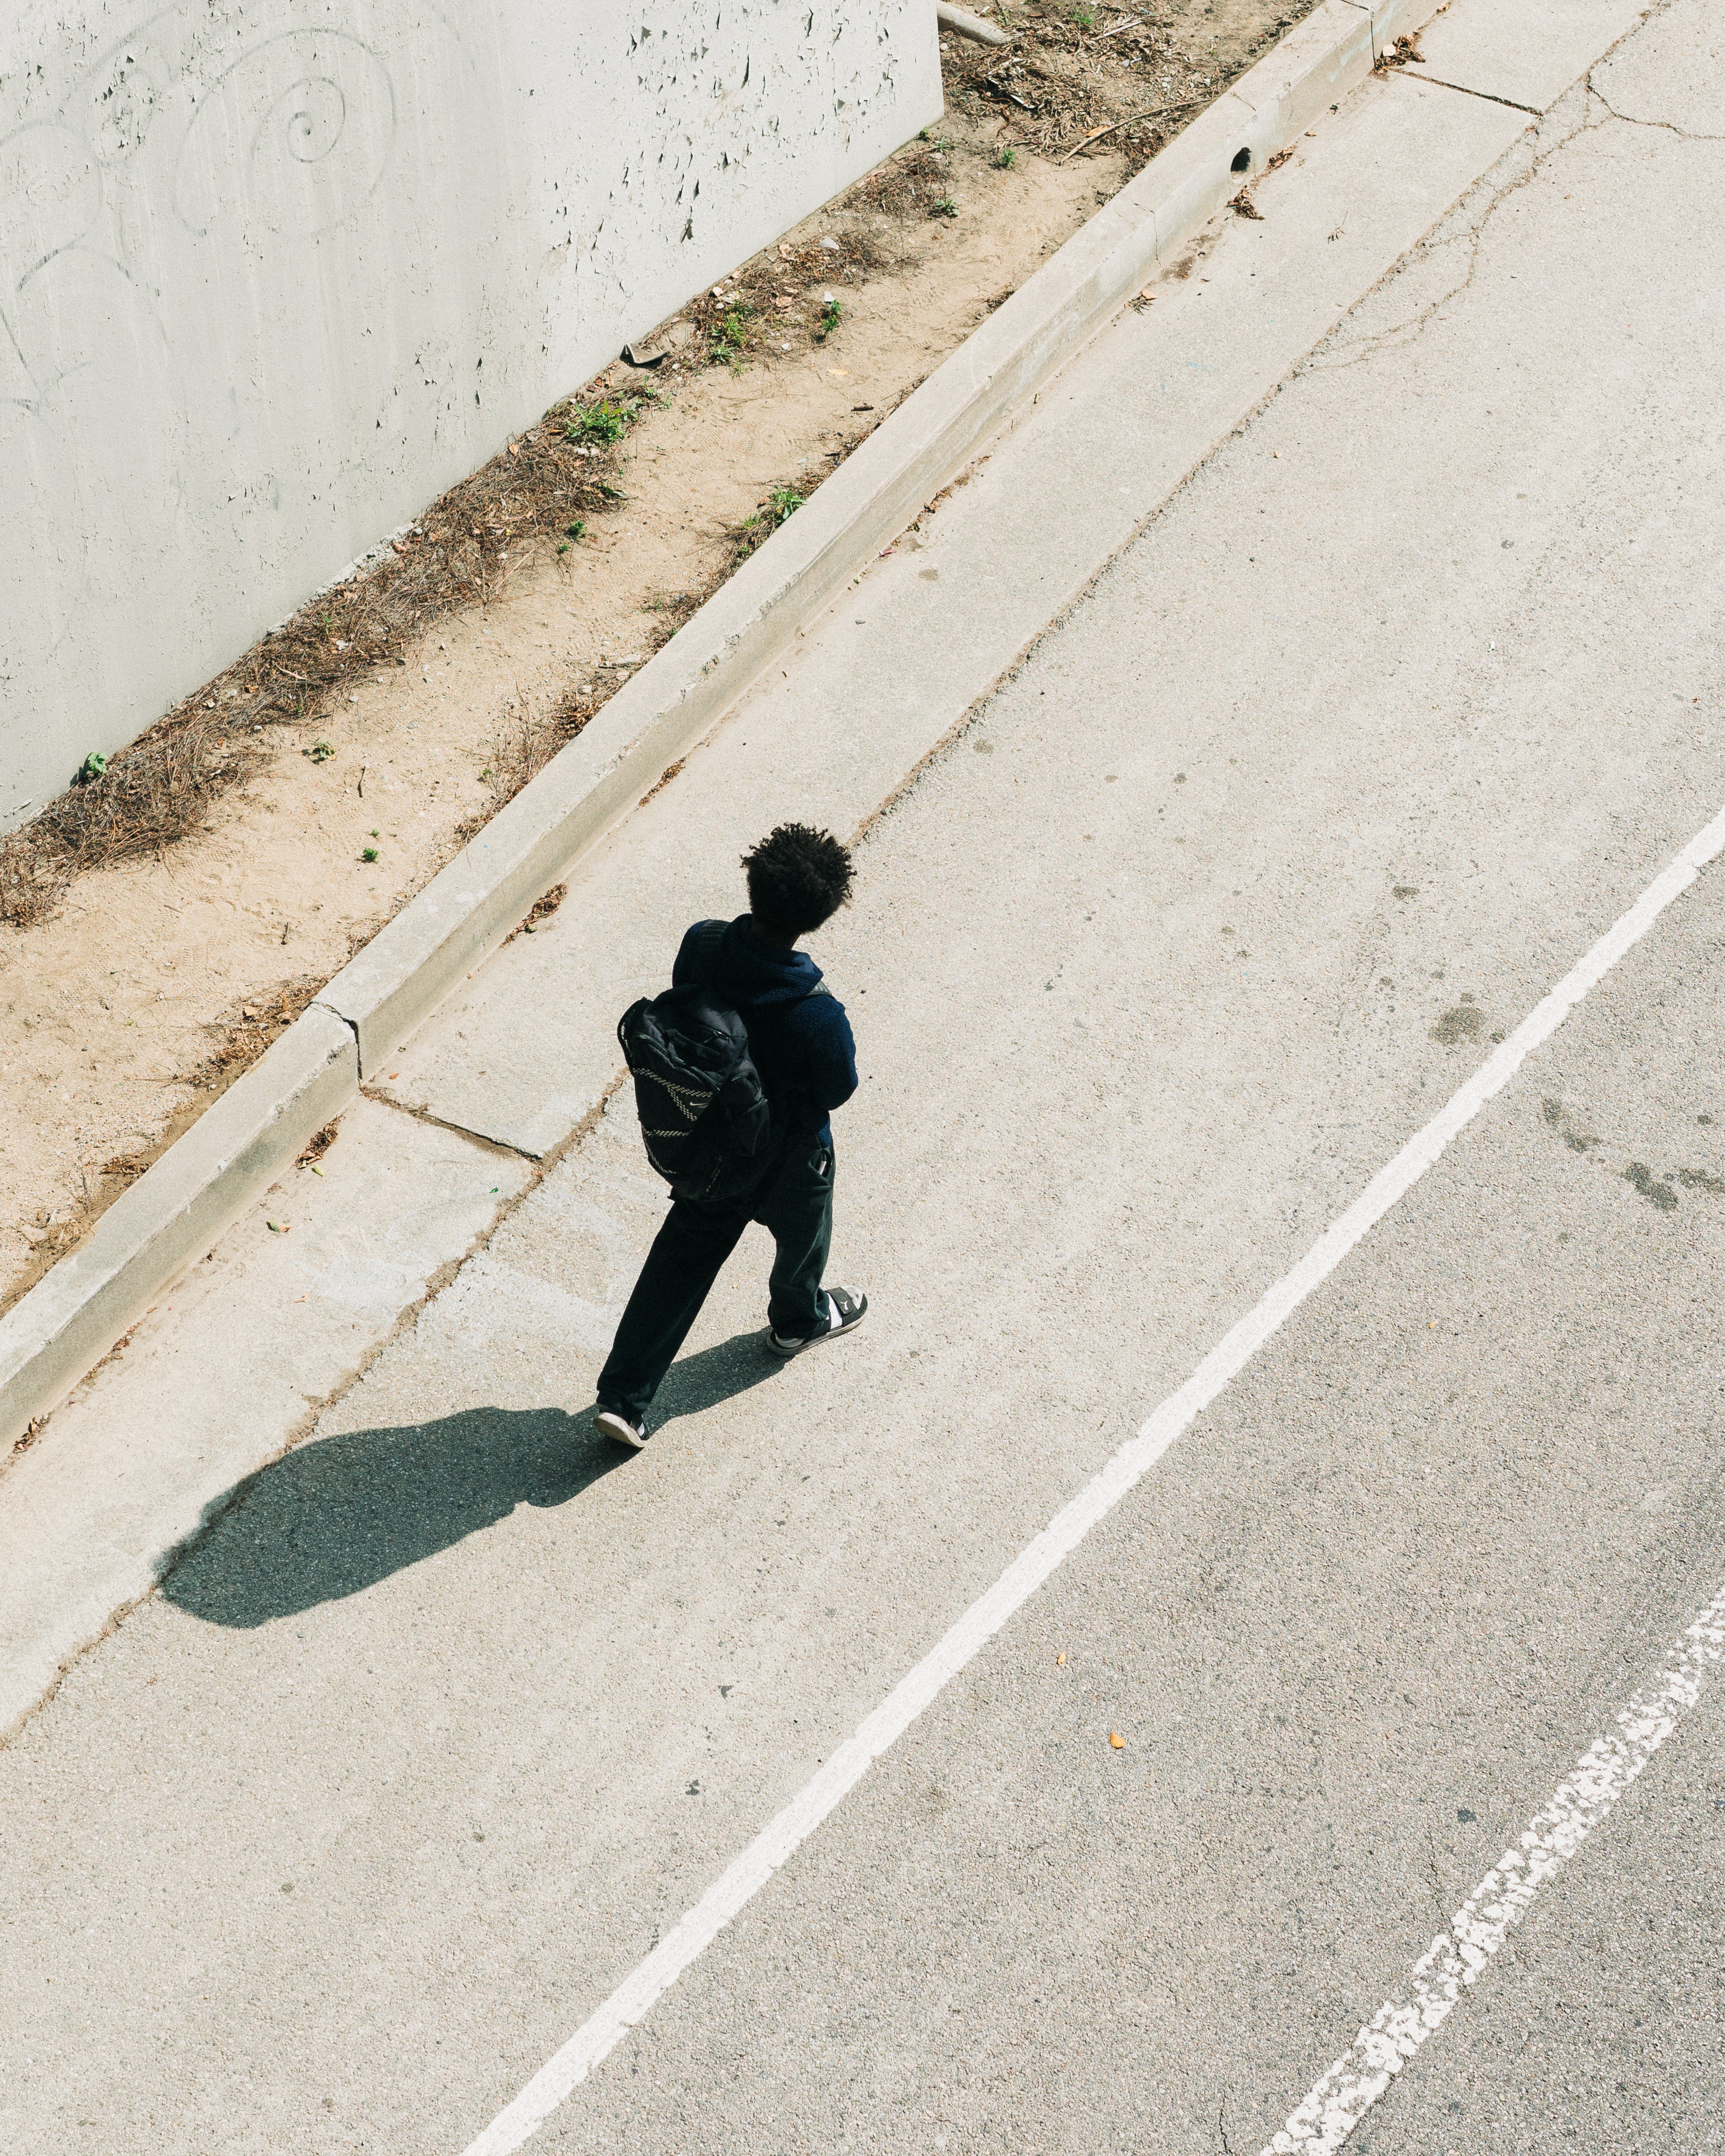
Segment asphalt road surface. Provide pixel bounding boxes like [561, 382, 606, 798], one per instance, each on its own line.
[3, 4, 1723, 2152]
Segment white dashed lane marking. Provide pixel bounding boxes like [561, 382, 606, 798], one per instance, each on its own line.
[1264, 1580, 1725, 2154]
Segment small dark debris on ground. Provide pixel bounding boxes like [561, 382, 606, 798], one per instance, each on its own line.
[1375, 32, 1426, 69]
[196, 979, 323, 1087]
[298, 1121, 339, 1168]
[506, 883, 569, 942]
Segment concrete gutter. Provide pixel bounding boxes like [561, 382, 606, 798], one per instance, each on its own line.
[0, 0, 1426, 1454]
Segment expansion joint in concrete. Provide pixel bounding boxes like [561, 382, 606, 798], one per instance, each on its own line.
[0, 1070, 621, 1747]
[359, 1086, 546, 1164]
[1414, 71, 1542, 114]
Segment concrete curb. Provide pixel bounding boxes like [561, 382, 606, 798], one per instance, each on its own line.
[0, 0, 1426, 1453]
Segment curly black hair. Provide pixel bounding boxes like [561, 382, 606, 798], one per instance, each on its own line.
[742, 823, 854, 937]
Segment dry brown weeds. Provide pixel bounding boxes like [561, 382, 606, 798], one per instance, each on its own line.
[457, 402, 894, 824]
[0, 716, 269, 931]
[0, 201, 909, 933]
[0, 382, 674, 930]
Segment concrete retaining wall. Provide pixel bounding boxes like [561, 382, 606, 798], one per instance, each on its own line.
[0, 0, 941, 830]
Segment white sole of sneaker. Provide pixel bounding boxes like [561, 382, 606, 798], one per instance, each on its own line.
[594, 1410, 647, 1450]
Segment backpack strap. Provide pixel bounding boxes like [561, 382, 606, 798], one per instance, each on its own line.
[690, 919, 727, 982]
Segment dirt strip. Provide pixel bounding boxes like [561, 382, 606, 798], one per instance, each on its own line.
[0, 0, 1319, 1316]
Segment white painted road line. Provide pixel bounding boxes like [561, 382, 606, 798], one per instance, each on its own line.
[1264, 1577, 1725, 2154]
[457, 800, 1725, 2156]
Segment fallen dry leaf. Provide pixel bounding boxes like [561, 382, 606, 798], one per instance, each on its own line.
[1108, 1730, 1126, 1749]
[1056, 1650, 1068, 1666]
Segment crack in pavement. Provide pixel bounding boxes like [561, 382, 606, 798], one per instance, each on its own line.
[1587, 76, 1725, 143]
[1307, 87, 1594, 376]
[1311, 0, 1722, 380]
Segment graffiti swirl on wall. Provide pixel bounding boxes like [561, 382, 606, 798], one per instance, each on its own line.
[172, 30, 396, 239]
[1, 8, 407, 764]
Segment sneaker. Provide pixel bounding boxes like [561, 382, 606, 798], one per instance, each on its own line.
[767, 1285, 868, 1359]
[595, 1407, 649, 1450]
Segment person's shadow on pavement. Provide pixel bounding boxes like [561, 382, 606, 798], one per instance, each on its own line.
[158, 1406, 618, 1629]
[648, 1327, 786, 1429]
[159, 1333, 787, 1628]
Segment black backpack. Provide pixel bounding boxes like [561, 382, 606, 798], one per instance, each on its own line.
[617, 921, 827, 1203]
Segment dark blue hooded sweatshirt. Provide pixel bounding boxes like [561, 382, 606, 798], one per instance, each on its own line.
[674, 915, 857, 1148]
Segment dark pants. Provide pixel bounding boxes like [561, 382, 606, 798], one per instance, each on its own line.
[596, 1136, 835, 1423]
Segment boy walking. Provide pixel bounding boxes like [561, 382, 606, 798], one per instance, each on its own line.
[593, 824, 867, 1450]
